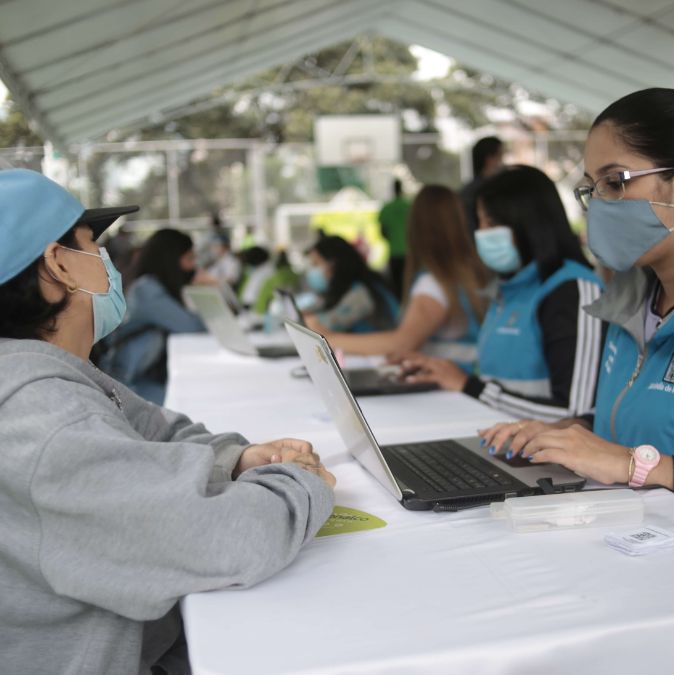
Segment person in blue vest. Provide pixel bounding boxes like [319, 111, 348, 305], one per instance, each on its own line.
[312, 185, 490, 372]
[302, 234, 398, 333]
[478, 89, 674, 490]
[400, 165, 604, 422]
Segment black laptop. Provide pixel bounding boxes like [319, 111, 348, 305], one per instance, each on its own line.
[286, 321, 586, 511]
[274, 289, 437, 396]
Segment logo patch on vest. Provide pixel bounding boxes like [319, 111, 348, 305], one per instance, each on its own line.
[496, 311, 520, 335]
[663, 354, 674, 384]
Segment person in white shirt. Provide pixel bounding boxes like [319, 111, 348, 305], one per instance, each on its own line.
[207, 232, 242, 288]
[313, 185, 489, 370]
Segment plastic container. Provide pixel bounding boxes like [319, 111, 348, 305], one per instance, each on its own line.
[490, 489, 644, 533]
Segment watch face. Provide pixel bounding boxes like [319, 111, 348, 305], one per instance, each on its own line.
[637, 446, 658, 462]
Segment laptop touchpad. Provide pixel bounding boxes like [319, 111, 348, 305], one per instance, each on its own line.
[495, 454, 547, 468]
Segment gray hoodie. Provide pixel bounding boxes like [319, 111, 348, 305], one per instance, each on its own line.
[0, 338, 334, 674]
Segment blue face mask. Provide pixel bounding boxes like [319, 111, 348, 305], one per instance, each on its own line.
[587, 199, 674, 271]
[306, 266, 329, 293]
[61, 246, 127, 344]
[474, 226, 522, 274]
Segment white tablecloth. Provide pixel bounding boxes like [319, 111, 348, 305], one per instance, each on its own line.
[165, 334, 674, 675]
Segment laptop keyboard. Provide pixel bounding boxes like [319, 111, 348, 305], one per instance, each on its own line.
[386, 440, 517, 493]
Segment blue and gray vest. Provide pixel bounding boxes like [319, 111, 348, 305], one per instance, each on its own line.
[586, 268, 674, 455]
[478, 260, 601, 397]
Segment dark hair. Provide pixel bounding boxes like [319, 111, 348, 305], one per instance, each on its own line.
[472, 136, 503, 176]
[240, 246, 270, 267]
[132, 228, 194, 301]
[0, 226, 80, 340]
[215, 232, 231, 248]
[592, 88, 674, 177]
[310, 236, 392, 312]
[477, 165, 590, 280]
[404, 184, 488, 323]
[393, 179, 403, 197]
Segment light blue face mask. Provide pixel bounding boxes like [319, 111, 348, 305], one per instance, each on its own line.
[61, 246, 127, 343]
[474, 226, 522, 274]
[305, 266, 329, 293]
[587, 198, 674, 272]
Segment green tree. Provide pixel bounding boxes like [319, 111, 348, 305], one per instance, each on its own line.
[0, 93, 43, 148]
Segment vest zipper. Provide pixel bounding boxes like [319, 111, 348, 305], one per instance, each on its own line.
[609, 348, 646, 441]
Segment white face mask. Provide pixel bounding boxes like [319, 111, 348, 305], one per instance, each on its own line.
[59, 246, 127, 343]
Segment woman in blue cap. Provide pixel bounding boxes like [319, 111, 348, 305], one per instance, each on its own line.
[480, 88, 674, 490]
[0, 169, 335, 674]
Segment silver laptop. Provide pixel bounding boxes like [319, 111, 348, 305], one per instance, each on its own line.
[285, 321, 585, 511]
[273, 288, 437, 397]
[184, 286, 297, 358]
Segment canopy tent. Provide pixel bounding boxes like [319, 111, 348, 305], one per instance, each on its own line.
[1, 0, 673, 148]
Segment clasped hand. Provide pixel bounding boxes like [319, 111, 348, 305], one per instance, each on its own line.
[234, 437, 336, 488]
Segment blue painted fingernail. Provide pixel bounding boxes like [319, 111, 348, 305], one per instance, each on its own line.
[488, 446, 496, 454]
[528, 455, 535, 461]
[506, 451, 513, 460]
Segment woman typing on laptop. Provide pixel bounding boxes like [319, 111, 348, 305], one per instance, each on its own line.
[478, 89, 674, 491]
[399, 166, 604, 424]
[305, 185, 489, 372]
[0, 170, 336, 674]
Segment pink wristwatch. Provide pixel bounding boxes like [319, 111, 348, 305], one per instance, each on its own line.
[629, 445, 661, 488]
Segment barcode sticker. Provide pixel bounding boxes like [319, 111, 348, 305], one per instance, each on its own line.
[605, 526, 674, 556]
[629, 530, 657, 543]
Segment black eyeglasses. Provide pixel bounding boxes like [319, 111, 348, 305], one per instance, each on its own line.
[574, 167, 674, 211]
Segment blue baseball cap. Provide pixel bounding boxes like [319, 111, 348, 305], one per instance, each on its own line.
[0, 169, 139, 284]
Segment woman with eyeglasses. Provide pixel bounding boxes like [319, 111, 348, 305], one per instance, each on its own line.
[479, 88, 674, 491]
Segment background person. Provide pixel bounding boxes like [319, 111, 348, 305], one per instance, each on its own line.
[302, 235, 399, 333]
[100, 228, 216, 405]
[317, 185, 488, 371]
[479, 89, 674, 490]
[460, 136, 504, 234]
[239, 245, 275, 309]
[254, 249, 301, 315]
[402, 166, 604, 422]
[0, 168, 335, 675]
[207, 230, 242, 288]
[378, 178, 411, 299]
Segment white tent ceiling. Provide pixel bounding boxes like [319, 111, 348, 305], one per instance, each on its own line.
[1, 0, 673, 148]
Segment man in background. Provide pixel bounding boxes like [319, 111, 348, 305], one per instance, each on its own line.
[460, 136, 504, 234]
[378, 178, 410, 300]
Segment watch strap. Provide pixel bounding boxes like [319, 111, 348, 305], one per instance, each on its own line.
[629, 446, 660, 488]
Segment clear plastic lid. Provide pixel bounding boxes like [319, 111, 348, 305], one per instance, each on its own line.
[490, 489, 644, 532]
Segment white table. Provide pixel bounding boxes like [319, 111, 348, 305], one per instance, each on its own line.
[166, 334, 674, 675]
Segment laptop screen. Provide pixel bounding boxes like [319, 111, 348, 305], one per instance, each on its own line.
[285, 320, 403, 500]
[183, 285, 256, 355]
[273, 289, 305, 326]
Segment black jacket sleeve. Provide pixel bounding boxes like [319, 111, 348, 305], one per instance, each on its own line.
[463, 279, 604, 422]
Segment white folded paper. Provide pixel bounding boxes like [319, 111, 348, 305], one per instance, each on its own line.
[605, 525, 674, 556]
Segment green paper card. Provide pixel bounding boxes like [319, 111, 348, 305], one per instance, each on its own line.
[316, 506, 387, 537]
